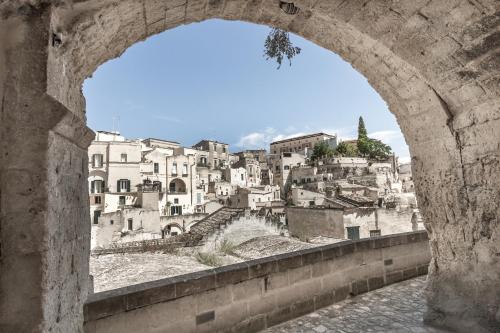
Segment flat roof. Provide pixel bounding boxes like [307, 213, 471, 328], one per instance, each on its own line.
[270, 132, 335, 145]
[193, 139, 228, 146]
[142, 138, 180, 145]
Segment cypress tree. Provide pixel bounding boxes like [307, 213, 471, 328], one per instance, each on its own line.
[358, 116, 368, 141]
[357, 116, 369, 156]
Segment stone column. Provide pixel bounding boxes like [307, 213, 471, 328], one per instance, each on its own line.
[410, 115, 500, 332]
[0, 5, 94, 332]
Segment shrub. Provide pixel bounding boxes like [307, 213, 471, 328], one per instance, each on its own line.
[218, 239, 237, 256]
[195, 251, 222, 267]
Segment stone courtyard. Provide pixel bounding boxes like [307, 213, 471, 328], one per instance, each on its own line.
[265, 276, 447, 333]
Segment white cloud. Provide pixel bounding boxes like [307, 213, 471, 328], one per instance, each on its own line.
[236, 132, 269, 148]
[236, 128, 308, 149]
[368, 130, 402, 143]
[271, 132, 307, 142]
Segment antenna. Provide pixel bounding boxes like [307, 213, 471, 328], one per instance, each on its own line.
[112, 116, 121, 134]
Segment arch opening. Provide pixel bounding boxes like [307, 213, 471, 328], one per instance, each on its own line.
[0, 1, 498, 332]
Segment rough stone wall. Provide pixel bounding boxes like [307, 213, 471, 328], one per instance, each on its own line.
[0, 4, 94, 332]
[84, 232, 431, 333]
[287, 207, 345, 240]
[0, 0, 498, 332]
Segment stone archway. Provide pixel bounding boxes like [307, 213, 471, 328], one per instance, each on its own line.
[0, 1, 498, 332]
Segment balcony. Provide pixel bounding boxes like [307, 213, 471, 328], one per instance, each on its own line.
[167, 191, 187, 195]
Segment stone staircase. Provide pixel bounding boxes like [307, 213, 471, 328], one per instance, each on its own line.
[189, 207, 245, 239]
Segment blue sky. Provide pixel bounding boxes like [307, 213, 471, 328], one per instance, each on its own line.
[83, 19, 410, 162]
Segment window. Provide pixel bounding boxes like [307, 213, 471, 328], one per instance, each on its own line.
[154, 163, 159, 174]
[117, 179, 130, 193]
[94, 196, 101, 204]
[170, 205, 182, 216]
[90, 180, 105, 193]
[92, 154, 103, 168]
[119, 196, 125, 205]
[110, 220, 114, 225]
[241, 174, 244, 181]
[222, 147, 226, 153]
[370, 229, 382, 237]
[127, 218, 133, 230]
[284, 165, 290, 170]
[346, 226, 360, 240]
[309, 201, 315, 206]
[174, 198, 179, 204]
[121, 153, 127, 162]
[172, 162, 177, 175]
[182, 163, 188, 175]
[93, 210, 101, 225]
[197, 193, 202, 204]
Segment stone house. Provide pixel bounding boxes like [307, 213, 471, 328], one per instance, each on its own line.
[270, 132, 338, 157]
[269, 152, 306, 195]
[192, 140, 230, 170]
[91, 191, 162, 248]
[142, 137, 181, 150]
[260, 164, 274, 186]
[208, 181, 236, 198]
[161, 153, 203, 216]
[223, 166, 247, 187]
[229, 185, 281, 210]
[290, 187, 326, 207]
[232, 157, 261, 187]
[140, 147, 174, 193]
[88, 132, 142, 225]
[235, 149, 267, 163]
[317, 157, 368, 179]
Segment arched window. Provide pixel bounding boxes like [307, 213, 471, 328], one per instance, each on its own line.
[169, 179, 186, 193]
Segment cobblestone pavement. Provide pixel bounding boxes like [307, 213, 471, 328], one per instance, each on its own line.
[264, 276, 449, 333]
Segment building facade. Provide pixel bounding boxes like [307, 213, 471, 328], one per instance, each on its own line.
[270, 132, 337, 156]
[192, 140, 230, 170]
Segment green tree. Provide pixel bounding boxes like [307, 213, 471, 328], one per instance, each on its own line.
[357, 116, 370, 156]
[364, 138, 392, 160]
[336, 141, 358, 157]
[311, 141, 335, 160]
[264, 28, 301, 69]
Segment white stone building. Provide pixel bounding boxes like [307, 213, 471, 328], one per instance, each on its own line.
[192, 140, 230, 170]
[269, 152, 306, 195]
[223, 166, 247, 187]
[88, 131, 142, 225]
[270, 132, 337, 157]
[229, 185, 281, 210]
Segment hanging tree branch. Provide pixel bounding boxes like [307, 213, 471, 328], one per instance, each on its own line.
[264, 28, 301, 69]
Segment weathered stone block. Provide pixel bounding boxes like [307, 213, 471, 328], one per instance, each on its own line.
[247, 257, 278, 278]
[215, 263, 249, 286]
[368, 276, 385, 291]
[386, 271, 404, 285]
[351, 279, 369, 295]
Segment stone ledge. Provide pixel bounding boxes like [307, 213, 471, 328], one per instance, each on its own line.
[84, 230, 429, 322]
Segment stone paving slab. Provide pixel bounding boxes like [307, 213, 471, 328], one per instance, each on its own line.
[264, 276, 449, 333]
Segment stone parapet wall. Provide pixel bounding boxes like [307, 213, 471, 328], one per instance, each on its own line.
[84, 231, 431, 333]
[91, 234, 202, 255]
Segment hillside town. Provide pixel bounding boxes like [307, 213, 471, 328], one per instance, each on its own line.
[89, 118, 422, 258]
